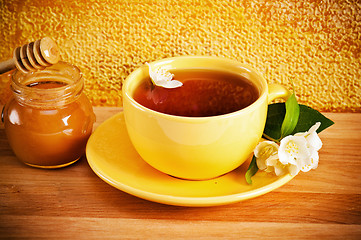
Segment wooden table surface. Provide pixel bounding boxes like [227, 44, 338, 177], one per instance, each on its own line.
[1, 107, 360, 239]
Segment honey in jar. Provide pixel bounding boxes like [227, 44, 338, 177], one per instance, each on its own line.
[2, 61, 95, 168]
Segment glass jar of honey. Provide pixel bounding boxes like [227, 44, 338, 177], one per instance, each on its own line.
[1, 61, 95, 168]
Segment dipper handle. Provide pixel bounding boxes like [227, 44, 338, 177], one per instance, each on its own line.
[0, 37, 60, 74]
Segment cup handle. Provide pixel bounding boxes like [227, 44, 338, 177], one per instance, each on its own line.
[268, 84, 291, 103]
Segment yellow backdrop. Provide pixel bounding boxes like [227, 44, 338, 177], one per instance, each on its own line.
[0, 0, 360, 112]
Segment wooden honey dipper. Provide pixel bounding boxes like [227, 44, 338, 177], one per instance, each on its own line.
[0, 37, 60, 74]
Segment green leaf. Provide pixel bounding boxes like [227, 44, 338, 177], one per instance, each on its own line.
[292, 105, 334, 134]
[263, 103, 286, 142]
[263, 103, 334, 141]
[245, 155, 258, 184]
[280, 93, 300, 139]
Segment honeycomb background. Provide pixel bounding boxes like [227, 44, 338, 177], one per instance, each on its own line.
[0, 0, 360, 112]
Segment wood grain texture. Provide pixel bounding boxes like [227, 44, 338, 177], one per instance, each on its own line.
[1, 107, 360, 239]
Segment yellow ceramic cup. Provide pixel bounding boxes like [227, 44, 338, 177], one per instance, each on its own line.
[122, 56, 290, 180]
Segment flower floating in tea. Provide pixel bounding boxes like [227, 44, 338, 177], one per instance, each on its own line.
[146, 63, 183, 89]
[245, 91, 334, 184]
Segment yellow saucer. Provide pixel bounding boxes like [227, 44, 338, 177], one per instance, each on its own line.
[86, 112, 295, 207]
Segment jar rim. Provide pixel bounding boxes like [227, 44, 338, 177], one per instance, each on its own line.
[11, 61, 84, 108]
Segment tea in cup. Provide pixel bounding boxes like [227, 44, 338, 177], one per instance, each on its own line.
[122, 56, 290, 180]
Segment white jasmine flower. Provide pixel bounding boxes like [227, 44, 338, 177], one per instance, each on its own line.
[296, 122, 322, 152]
[254, 122, 323, 176]
[295, 122, 322, 171]
[278, 135, 311, 176]
[146, 63, 183, 89]
[254, 140, 299, 176]
[254, 141, 279, 171]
